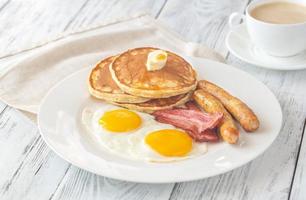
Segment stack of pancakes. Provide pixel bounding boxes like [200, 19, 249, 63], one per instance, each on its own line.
[88, 47, 197, 113]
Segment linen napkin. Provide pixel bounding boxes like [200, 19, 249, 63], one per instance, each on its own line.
[0, 14, 224, 120]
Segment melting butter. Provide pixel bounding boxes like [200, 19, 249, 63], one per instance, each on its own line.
[146, 50, 168, 71]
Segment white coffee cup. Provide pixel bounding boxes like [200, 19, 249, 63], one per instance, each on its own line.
[229, 0, 306, 57]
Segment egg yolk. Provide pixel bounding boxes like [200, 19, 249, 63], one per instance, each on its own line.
[99, 109, 141, 132]
[145, 129, 192, 157]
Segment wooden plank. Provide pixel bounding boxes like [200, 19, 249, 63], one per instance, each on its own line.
[0, 0, 89, 55]
[158, 0, 250, 57]
[0, 0, 11, 13]
[0, 101, 7, 113]
[0, 107, 70, 200]
[289, 120, 306, 200]
[158, 0, 306, 199]
[50, 166, 174, 200]
[0, 0, 165, 56]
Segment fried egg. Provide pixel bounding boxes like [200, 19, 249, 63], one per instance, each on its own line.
[82, 105, 207, 162]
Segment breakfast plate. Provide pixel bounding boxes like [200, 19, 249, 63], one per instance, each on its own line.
[226, 24, 306, 70]
[38, 56, 282, 183]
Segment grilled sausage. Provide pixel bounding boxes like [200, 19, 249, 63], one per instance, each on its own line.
[198, 80, 259, 132]
[193, 90, 239, 144]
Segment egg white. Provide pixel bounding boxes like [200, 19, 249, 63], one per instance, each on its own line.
[82, 104, 207, 162]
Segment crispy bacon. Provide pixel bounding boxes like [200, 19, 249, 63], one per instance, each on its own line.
[153, 109, 223, 142]
[185, 101, 200, 111]
[187, 129, 219, 142]
[153, 109, 222, 133]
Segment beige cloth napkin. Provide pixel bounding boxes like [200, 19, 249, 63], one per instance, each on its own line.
[0, 14, 224, 121]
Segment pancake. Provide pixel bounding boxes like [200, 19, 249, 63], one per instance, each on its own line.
[109, 47, 197, 98]
[88, 56, 149, 103]
[109, 92, 192, 113]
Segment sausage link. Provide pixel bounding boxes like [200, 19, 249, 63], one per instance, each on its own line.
[198, 80, 259, 132]
[193, 90, 239, 144]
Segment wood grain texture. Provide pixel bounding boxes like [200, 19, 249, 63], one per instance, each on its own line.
[158, 0, 250, 56]
[0, 0, 165, 56]
[0, 101, 7, 113]
[289, 120, 306, 200]
[0, 0, 306, 199]
[50, 167, 174, 200]
[0, 107, 71, 200]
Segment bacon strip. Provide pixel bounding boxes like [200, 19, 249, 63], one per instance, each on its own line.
[185, 101, 200, 111]
[187, 129, 219, 142]
[153, 109, 223, 142]
[153, 109, 222, 134]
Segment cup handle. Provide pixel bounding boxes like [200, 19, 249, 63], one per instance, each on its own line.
[228, 12, 246, 29]
[228, 12, 250, 43]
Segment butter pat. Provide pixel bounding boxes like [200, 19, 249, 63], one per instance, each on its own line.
[146, 50, 168, 71]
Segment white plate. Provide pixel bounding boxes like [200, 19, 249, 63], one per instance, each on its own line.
[38, 57, 282, 183]
[226, 24, 306, 70]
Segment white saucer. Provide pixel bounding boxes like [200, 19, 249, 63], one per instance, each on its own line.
[226, 24, 306, 70]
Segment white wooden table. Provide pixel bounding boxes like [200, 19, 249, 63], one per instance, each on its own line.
[0, 0, 305, 199]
